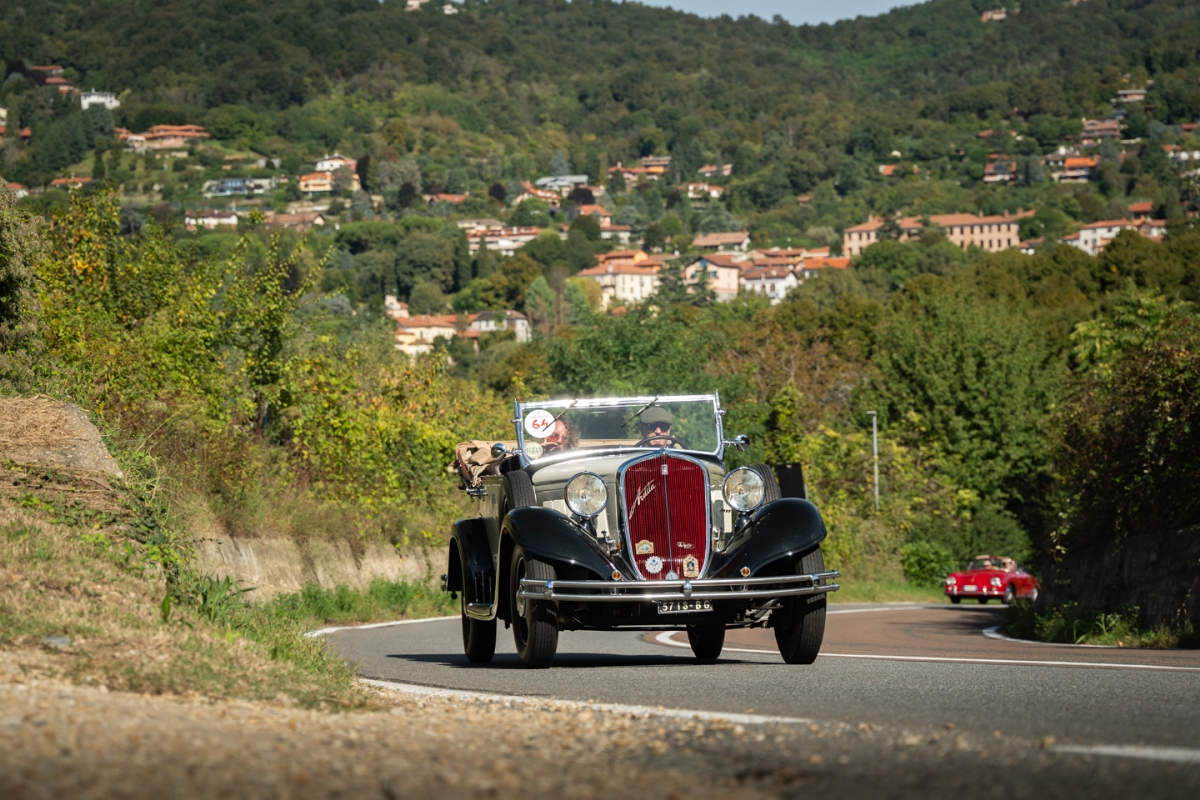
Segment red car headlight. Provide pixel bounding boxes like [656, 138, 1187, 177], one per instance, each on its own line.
[945, 576, 956, 585]
[990, 577, 1002, 587]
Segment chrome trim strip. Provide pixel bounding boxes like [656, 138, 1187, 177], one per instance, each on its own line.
[618, 451, 713, 581]
[517, 571, 841, 603]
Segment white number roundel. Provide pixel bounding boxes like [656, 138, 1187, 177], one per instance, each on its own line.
[524, 409, 556, 438]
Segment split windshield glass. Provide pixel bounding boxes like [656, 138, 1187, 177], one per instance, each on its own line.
[515, 395, 722, 459]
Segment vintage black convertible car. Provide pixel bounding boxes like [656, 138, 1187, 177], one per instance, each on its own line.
[442, 394, 839, 668]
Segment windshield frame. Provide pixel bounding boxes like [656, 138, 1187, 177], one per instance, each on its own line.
[512, 393, 726, 466]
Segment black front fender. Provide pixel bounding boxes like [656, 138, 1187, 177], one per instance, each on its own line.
[708, 498, 827, 578]
[502, 506, 620, 579]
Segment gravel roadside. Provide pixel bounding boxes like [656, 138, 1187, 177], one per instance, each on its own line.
[0, 651, 780, 800]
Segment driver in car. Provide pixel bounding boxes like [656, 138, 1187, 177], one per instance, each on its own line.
[638, 407, 677, 447]
[541, 417, 579, 454]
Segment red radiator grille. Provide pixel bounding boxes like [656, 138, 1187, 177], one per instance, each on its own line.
[622, 455, 709, 580]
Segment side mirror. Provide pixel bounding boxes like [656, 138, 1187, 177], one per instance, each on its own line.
[490, 443, 508, 459]
[723, 434, 750, 452]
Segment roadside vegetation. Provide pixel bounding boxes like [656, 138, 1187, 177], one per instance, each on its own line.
[1002, 602, 1199, 649]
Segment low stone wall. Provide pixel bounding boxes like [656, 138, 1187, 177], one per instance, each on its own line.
[194, 533, 439, 599]
[1040, 525, 1200, 629]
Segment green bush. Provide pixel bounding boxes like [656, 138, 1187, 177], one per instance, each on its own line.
[900, 541, 956, 588]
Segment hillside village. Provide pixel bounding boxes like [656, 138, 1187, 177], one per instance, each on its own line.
[2, 0, 1199, 363]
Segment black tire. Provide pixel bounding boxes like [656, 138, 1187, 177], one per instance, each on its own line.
[460, 586, 496, 664]
[949, 595, 962, 604]
[1002, 584, 1016, 605]
[503, 470, 536, 512]
[978, 597, 989, 604]
[773, 546, 827, 664]
[686, 624, 726, 661]
[510, 547, 559, 668]
[748, 464, 781, 505]
[1029, 586, 1040, 603]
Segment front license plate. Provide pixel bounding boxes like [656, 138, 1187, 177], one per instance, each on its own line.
[963, 585, 977, 592]
[657, 599, 713, 614]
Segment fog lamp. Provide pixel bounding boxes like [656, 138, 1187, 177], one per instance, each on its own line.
[990, 577, 1002, 587]
[565, 472, 607, 517]
[722, 467, 765, 513]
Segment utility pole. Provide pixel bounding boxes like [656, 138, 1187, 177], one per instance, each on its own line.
[867, 411, 879, 512]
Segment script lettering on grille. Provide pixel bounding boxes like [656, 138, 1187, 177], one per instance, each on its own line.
[628, 481, 656, 518]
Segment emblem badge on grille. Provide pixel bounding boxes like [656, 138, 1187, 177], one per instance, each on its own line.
[635, 539, 654, 554]
[682, 555, 700, 578]
[644, 556, 664, 575]
[676, 541, 694, 549]
[628, 481, 656, 518]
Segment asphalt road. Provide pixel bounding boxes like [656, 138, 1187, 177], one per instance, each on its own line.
[327, 604, 1200, 797]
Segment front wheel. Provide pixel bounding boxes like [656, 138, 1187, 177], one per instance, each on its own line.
[1002, 584, 1016, 605]
[773, 546, 827, 664]
[686, 624, 725, 661]
[949, 595, 962, 604]
[510, 547, 559, 668]
[461, 592, 496, 664]
[977, 597, 989, 604]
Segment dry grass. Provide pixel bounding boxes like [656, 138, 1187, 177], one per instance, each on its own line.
[0, 469, 370, 709]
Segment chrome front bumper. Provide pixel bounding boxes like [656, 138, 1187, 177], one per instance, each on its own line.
[518, 570, 840, 603]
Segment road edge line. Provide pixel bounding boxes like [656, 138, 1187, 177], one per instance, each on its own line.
[361, 678, 812, 726]
[1051, 744, 1200, 764]
[304, 616, 458, 638]
[982, 626, 1118, 649]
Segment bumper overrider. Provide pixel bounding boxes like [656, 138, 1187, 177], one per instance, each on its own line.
[518, 570, 840, 603]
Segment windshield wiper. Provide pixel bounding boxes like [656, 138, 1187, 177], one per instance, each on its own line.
[620, 396, 659, 429]
[550, 399, 578, 424]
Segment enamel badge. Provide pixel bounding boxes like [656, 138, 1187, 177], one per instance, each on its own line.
[682, 555, 700, 578]
[635, 539, 654, 555]
[644, 555, 664, 575]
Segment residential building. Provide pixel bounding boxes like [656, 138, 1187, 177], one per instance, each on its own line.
[44, 76, 75, 96]
[184, 210, 240, 231]
[6, 182, 28, 199]
[983, 160, 1017, 184]
[383, 295, 409, 321]
[980, 8, 1009, 21]
[599, 225, 632, 245]
[843, 212, 1031, 257]
[683, 254, 742, 301]
[740, 265, 798, 304]
[1115, 87, 1147, 103]
[512, 181, 560, 205]
[691, 230, 751, 252]
[455, 218, 505, 234]
[534, 174, 590, 195]
[1166, 148, 1200, 164]
[796, 257, 850, 280]
[639, 155, 672, 171]
[426, 192, 467, 205]
[1081, 118, 1121, 143]
[299, 172, 333, 194]
[467, 310, 531, 343]
[1061, 219, 1166, 256]
[698, 164, 733, 177]
[314, 153, 357, 173]
[28, 65, 64, 83]
[608, 163, 662, 183]
[576, 256, 661, 310]
[80, 91, 120, 111]
[49, 176, 91, 189]
[394, 314, 458, 356]
[686, 183, 724, 200]
[570, 204, 612, 227]
[1128, 201, 1154, 223]
[467, 227, 541, 256]
[1057, 156, 1099, 182]
[201, 177, 277, 198]
[266, 211, 327, 233]
[141, 124, 210, 149]
[443, 3, 459, 13]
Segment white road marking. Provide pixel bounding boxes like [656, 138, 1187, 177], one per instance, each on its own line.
[362, 678, 812, 726]
[304, 615, 457, 638]
[653, 631, 1200, 672]
[983, 626, 1117, 648]
[1051, 744, 1200, 764]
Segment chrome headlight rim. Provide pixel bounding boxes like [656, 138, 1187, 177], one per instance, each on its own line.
[722, 466, 766, 514]
[565, 471, 608, 518]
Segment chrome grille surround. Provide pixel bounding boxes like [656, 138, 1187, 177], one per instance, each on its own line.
[618, 451, 712, 581]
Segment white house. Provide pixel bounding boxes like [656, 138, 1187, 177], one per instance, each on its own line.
[534, 175, 590, 195]
[467, 227, 541, 256]
[184, 210, 240, 231]
[467, 310, 531, 343]
[80, 91, 120, 111]
[740, 265, 798, 304]
[1063, 219, 1168, 256]
[314, 153, 357, 173]
[575, 256, 661, 310]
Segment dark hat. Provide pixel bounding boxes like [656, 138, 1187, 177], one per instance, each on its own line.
[640, 406, 673, 426]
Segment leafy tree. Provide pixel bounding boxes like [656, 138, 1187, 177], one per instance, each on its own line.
[408, 280, 448, 315]
[0, 186, 45, 390]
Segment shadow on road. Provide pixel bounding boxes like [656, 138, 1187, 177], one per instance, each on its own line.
[384, 651, 761, 669]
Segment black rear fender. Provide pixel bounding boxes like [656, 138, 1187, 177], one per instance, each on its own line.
[709, 498, 828, 578]
[449, 517, 494, 608]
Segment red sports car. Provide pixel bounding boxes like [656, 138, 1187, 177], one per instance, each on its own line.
[944, 555, 1039, 604]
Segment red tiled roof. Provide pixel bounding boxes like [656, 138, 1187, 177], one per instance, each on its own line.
[692, 231, 749, 247]
[1128, 201, 1154, 213]
[1079, 219, 1135, 230]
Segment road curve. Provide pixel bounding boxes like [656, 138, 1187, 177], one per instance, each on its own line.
[327, 603, 1200, 751]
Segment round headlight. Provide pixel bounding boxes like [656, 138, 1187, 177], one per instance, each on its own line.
[722, 467, 765, 513]
[565, 472, 607, 517]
